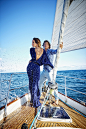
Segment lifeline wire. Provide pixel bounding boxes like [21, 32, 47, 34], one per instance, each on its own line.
[29, 93, 50, 129]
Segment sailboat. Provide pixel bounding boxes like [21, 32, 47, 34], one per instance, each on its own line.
[0, 0, 86, 128]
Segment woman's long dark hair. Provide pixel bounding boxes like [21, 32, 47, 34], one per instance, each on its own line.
[33, 38, 41, 47]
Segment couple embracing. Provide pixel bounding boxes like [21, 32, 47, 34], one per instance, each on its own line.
[27, 37, 63, 108]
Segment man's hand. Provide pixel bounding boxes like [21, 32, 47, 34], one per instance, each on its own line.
[60, 42, 63, 49]
[57, 42, 63, 49]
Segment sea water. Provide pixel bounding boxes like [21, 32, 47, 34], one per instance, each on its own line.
[0, 70, 86, 108]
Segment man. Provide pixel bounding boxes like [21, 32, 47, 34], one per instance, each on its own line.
[39, 40, 63, 105]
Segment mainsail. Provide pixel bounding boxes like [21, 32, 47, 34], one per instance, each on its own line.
[51, 0, 86, 83]
[51, 0, 86, 52]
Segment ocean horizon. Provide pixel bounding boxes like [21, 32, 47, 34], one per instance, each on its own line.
[0, 69, 86, 74]
[0, 69, 86, 108]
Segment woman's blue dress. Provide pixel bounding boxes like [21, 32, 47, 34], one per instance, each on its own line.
[27, 48, 53, 108]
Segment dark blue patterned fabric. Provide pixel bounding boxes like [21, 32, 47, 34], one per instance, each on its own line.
[27, 48, 54, 108]
[44, 49, 57, 72]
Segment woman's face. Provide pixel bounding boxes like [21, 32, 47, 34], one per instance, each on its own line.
[32, 40, 38, 47]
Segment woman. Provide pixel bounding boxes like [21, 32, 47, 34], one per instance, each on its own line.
[27, 38, 54, 108]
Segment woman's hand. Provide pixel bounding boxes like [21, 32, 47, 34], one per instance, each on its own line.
[29, 60, 31, 63]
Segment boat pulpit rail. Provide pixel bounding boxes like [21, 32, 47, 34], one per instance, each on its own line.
[0, 73, 28, 117]
[56, 74, 86, 105]
[0, 73, 86, 118]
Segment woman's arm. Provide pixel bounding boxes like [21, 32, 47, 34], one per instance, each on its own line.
[30, 48, 36, 61]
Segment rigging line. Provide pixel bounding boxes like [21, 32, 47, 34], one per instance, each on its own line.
[0, 98, 6, 103]
[58, 84, 86, 95]
[77, 98, 86, 103]
[9, 84, 28, 91]
[29, 93, 50, 129]
[56, 74, 86, 81]
[1, 80, 10, 82]
[11, 72, 27, 75]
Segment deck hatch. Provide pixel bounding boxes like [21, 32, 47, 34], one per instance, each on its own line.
[38, 106, 72, 123]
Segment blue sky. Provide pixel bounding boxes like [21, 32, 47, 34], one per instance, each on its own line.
[0, 0, 86, 73]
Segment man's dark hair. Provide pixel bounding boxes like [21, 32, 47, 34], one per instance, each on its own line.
[42, 40, 51, 49]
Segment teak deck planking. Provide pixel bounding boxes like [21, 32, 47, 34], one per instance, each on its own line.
[0, 93, 86, 129]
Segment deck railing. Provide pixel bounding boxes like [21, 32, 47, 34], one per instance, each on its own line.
[0, 73, 28, 117]
[56, 74, 86, 105]
[0, 72, 86, 118]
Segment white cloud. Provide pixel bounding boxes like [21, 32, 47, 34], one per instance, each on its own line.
[58, 64, 86, 71]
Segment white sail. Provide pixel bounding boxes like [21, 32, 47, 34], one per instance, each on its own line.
[51, 0, 64, 49]
[51, 0, 86, 52]
[52, 0, 70, 83]
[62, 0, 86, 52]
[51, 0, 86, 83]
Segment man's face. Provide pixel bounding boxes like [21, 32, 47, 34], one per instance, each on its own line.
[44, 42, 49, 49]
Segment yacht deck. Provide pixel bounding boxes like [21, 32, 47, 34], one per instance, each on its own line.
[0, 94, 86, 129]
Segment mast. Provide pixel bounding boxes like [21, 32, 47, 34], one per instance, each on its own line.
[52, 0, 71, 83]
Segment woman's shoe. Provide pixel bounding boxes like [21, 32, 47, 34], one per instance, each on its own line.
[30, 101, 33, 107]
[30, 100, 33, 104]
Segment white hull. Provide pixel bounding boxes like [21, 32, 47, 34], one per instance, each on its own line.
[0, 93, 30, 121]
[0, 92, 86, 121]
[58, 92, 86, 115]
